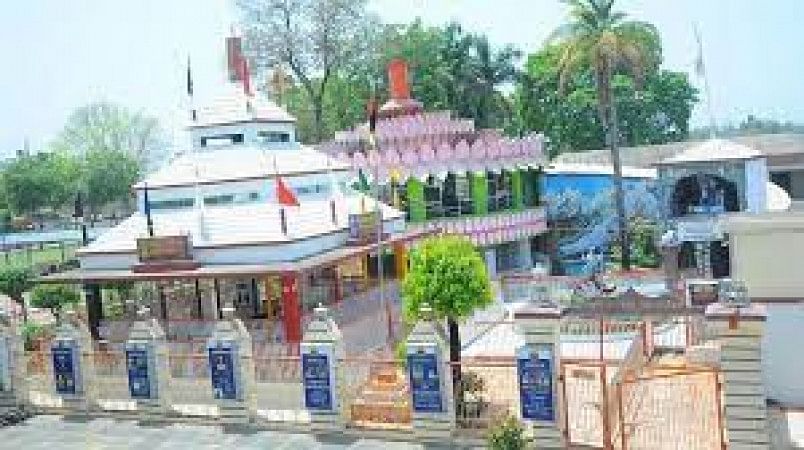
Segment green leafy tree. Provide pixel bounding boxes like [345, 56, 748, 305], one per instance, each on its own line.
[31, 284, 80, 322]
[237, 0, 380, 142]
[1, 152, 80, 220]
[0, 265, 35, 322]
[401, 235, 493, 407]
[81, 149, 140, 219]
[51, 102, 166, 170]
[547, 0, 661, 270]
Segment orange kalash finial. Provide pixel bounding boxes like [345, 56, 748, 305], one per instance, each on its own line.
[387, 58, 411, 100]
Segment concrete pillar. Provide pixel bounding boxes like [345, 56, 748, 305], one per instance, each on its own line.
[706, 303, 770, 449]
[300, 305, 342, 431]
[51, 315, 94, 414]
[518, 238, 533, 270]
[124, 311, 169, 419]
[513, 306, 564, 449]
[484, 248, 497, 279]
[206, 307, 254, 424]
[0, 313, 23, 408]
[406, 305, 453, 440]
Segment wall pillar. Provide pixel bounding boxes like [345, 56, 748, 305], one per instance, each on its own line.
[51, 316, 95, 414]
[406, 306, 453, 440]
[300, 305, 342, 431]
[281, 272, 302, 344]
[514, 306, 564, 449]
[706, 303, 770, 449]
[125, 312, 169, 418]
[206, 308, 254, 424]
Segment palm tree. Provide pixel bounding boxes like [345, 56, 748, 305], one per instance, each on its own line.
[548, 0, 659, 270]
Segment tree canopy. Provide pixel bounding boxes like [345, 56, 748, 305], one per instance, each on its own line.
[402, 235, 492, 323]
[51, 102, 166, 170]
[31, 284, 80, 319]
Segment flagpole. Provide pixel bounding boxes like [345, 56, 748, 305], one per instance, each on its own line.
[693, 23, 717, 138]
[367, 89, 393, 346]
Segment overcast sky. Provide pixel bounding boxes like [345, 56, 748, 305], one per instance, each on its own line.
[1, 0, 802, 155]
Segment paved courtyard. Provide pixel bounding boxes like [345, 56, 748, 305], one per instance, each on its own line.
[0, 415, 464, 449]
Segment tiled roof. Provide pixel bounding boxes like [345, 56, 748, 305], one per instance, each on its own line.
[554, 134, 804, 168]
[134, 146, 351, 189]
[657, 139, 763, 165]
[189, 83, 295, 127]
[78, 193, 402, 254]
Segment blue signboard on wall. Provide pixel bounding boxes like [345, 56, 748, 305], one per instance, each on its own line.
[209, 347, 236, 400]
[518, 347, 554, 421]
[52, 346, 76, 395]
[302, 353, 332, 410]
[126, 349, 150, 399]
[407, 351, 442, 413]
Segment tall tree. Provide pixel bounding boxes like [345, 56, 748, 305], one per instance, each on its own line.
[401, 236, 493, 414]
[547, 0, 660, 270]
[514, 44, 697, 156]
[80, 149, 140, 219]
[237, 0, 380, 142]
[51, 102, 165, 170]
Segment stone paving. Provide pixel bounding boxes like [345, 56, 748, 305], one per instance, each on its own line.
[0, 415, 466, 449]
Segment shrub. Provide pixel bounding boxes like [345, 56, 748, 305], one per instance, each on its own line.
[487, 414, 527, 450]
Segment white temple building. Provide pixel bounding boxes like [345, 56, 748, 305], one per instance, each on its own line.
[46, 39, 423, 346]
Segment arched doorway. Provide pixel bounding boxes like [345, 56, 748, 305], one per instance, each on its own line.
[671, 174, 740, 217]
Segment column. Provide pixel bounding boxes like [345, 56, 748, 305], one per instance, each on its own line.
[706, 303, 770, 449]
[472, 172, 488, 215]
[125, 311, 169, 419]
[484, 248, 497, 279]
[518, 238, 533, 270]
[281, 272, 302, 344]
[300, 306, 342, 431]
[206, 307, 254, 424]
[83, 283, 102, 340]
[51, 316, 95, 414]
[406, 178, 426, 222]
[513, 306, 564, 449]
[511, 168, 524, 211]
[393, 242, 408, 280]
[406, 305, 453, 439]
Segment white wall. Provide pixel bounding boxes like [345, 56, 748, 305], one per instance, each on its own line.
[727, 213, 804, 298]
[763, 303, 804, 406]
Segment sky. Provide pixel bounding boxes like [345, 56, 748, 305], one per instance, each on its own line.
[1, 0, 802, 156]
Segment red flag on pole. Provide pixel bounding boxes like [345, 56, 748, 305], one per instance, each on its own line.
[276, 176, 299, 207]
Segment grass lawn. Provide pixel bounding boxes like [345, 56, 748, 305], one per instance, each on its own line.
[0, 243, 77, 269]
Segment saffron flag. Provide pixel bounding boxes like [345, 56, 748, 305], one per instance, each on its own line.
[276, 176, 299, 207]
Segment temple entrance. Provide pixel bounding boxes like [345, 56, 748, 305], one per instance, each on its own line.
[671, 174, 740, 216]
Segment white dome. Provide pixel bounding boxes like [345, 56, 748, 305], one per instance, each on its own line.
[766, 181, 792, 211]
